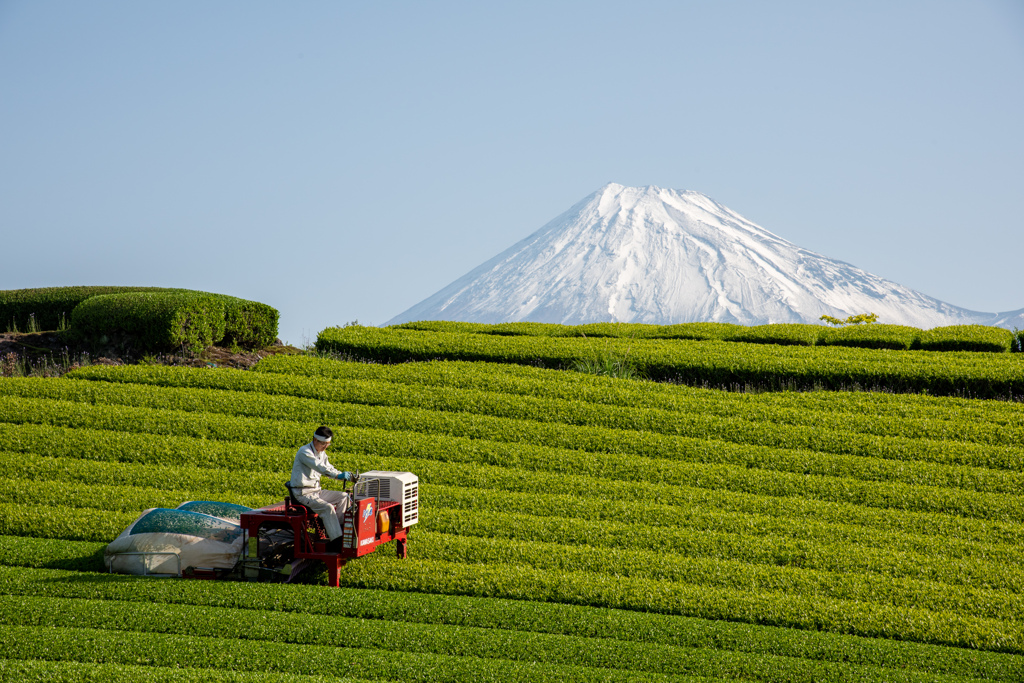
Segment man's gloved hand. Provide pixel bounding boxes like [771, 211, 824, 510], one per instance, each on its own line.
[337, 471, 355, 482]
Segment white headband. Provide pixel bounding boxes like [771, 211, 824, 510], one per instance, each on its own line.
[313, 433, 331, 444]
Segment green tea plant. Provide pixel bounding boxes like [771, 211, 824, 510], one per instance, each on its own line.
[918, 325, 1015, 353]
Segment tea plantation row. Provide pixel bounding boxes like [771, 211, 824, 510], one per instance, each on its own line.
[390, 320, 1018, 353]
[3, 563, 1016, 682]
[3, 495, 1019, 627]
[0, 395, 1020, 522]
[315, 326, 1024, 397]
[4, 448, 1018, 561]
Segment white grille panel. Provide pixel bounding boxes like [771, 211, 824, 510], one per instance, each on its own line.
[403, 483, 419, 525]
[356, 471, 419, 527]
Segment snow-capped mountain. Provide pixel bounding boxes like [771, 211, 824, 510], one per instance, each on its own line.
[388, 183, 1024, 330]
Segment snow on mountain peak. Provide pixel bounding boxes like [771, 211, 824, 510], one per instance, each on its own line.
[387, 184, 1023, 329]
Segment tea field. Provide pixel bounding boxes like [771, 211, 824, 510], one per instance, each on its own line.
[0, 345, 1022, 681]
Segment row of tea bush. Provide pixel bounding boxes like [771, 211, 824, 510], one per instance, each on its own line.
[392, 320, 1019, 353]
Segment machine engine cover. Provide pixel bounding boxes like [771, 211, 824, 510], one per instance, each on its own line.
[354, 471, 419, 526]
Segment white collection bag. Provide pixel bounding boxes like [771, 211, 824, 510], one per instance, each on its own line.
[105, 503, 250, 576]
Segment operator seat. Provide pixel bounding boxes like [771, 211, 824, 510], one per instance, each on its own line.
[284, 482, 309, 513]
[284, 482, 328, 538]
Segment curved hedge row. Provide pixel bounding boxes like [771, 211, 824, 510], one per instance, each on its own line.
[2, 592, 1008, 683]
[397, 531, 1023, 623]
[2, 395, 1021, 522]
[390, 320, 1017, 353]
[0, 595, 721, 682]
[253, 355, 1024, 429]
[5, 471, 1019, 595]
[5, 447, 1018, 572]
[3, 447, 1019, 569]
[819, 324, 921, 350]
[2, 622, 673, 683]
[334, 552, 1023, 654]
[0, 659, 347, 683]
[54, 366, 1024, 463]
[4, 409, 1023, 550]
[5, 564, 1018, 682]
[0, 515, 1020, 657]
[0, 285, 172, 332]
[317, 326, 1024, 397]
[421, 507, 1023, 593]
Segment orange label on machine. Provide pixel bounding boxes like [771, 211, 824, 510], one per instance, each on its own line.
[377, 509, 390, 535]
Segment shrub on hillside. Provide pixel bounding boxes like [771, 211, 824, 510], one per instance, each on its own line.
[219, 296, 279, 349]
[0, 286, 173, 333]
[70, 292, 226, 355]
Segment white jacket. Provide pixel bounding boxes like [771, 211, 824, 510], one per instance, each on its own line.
[289, 442, 341, 489]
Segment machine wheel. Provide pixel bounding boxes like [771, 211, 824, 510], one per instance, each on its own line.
[396, 539, 408, 560]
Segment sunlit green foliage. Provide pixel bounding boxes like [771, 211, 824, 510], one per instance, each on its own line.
[2, 351, 1023, 679]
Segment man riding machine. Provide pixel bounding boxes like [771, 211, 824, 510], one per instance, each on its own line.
[287, 425, 356, 549]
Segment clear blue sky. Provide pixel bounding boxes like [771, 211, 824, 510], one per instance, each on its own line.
[2, 1, 1022, 345]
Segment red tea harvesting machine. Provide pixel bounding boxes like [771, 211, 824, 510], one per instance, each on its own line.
[105, 470, 419, 586]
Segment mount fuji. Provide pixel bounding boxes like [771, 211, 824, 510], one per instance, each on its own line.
[387, 183, 1024, 330]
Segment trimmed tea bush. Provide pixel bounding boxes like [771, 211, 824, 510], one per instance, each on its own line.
[820, 324, 921, 351]
[70, 292, 226, 354]
[652, 322, 743, 340]
[220, 296, 279, 348]
[918, 325, 1014, 353]
[724, 324, 824, 346]
[0, 285, 173, 332]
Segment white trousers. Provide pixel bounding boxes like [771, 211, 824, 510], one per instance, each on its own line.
[293, 489, 350, 540]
